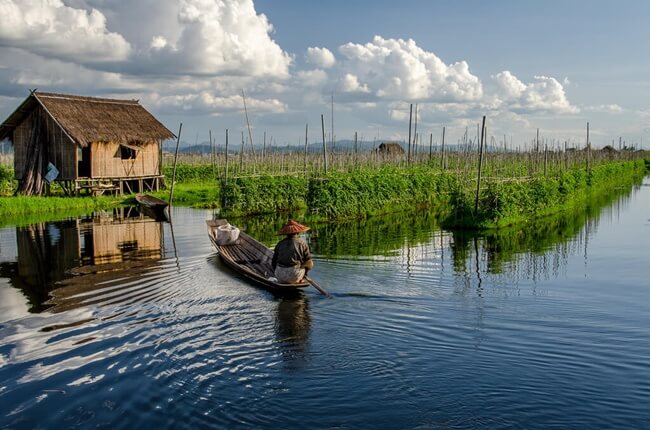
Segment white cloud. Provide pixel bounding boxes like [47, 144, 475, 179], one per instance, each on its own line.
[142, 0, 291, 77]
[339, 73, 369, 93]
[0, 0, 131, 63]
[306, 47, 336, 68]
[337, 36, 483, 102]
[493, 71, 526, 99]
[493, 71, 578, 114]
[146, 92, 287, 116]
[296, 69, 328, 87]
[586, 104, 623, 113]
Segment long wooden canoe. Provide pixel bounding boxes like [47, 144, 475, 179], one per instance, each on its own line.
[206, 219, 310, 292]
[136, 193, 169, 221]
[136, 193, 168, 209]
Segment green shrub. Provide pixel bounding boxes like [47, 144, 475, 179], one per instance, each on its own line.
[307, 168, 456, 218]
[221, 175, 309, 215]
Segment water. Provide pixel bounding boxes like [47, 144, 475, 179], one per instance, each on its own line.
[0, 181, 649, 429]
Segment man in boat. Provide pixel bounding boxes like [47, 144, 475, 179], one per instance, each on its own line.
[272, 220, 314, 284]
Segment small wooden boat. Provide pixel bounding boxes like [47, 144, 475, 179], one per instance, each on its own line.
[206, 219, 310, 292]
[136, 193, 169, 221]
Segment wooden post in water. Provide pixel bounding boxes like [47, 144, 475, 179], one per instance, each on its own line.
[474, 116, 486, 214]
[407, 104, 413, 166]
[321, 114, 328, 174]
[168, 122, 183, 208]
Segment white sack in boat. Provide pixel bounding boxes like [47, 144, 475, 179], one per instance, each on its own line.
[216, 224, 240, 245]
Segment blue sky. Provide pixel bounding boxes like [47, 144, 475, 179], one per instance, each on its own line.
[0, 0, 648, 149]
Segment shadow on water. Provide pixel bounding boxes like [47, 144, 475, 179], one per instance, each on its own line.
[0, 206, 167, 313]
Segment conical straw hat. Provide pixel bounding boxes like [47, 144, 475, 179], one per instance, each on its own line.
[278, 219, 310, 235]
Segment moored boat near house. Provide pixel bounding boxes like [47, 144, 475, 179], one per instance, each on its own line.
[0, 91, 175, 196]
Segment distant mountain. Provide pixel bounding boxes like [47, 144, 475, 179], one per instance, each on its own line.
[161, 138, 474, 155]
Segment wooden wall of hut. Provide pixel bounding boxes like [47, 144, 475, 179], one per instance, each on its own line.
[90, 141, 160, 178]
[13, 107, 77, 181]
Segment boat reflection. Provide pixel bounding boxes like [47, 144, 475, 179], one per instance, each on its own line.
[274, 296, 311, 370]
[0, 207, 165, 313]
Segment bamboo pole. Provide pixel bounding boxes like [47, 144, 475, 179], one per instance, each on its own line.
[304, 123, 308, 177]
[586, 122, 591, 172]
[407, 104, 413, 166]
[168, 122, 183, 208]
[321, 114, 328, 174]
[240, 131, 245, 173]
[224, 129, 229, 186]
[413, 103, 418, 159]
[354, 131, 358, 167]
[242, 90, 255, 157]
[441, 126, 446, 170]
[474, 116, 486, 214]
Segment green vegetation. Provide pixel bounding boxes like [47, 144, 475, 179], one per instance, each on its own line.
[455, 159, 647, 228]
[0, 165, 15, 196]
[221, 175, 308, 215]
[0, 195, 121, 226]
[162, 164, 218, 183]
[218, 160, 646, 230]
[0, 152, 647, 229]
[307, 168, 456, 219]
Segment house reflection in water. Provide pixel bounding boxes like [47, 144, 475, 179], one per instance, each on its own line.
[0, 207, 165, 313]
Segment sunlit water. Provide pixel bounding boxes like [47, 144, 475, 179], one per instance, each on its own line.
[0, 181, 649, 429]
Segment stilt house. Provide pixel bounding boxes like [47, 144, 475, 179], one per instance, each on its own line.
[0, 91, 175, 195]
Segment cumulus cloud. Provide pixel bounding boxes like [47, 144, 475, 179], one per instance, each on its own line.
[306, 47, 336, 68]
[337, 36, 483, 102]
[339, 73, 369, 93]
[493, 71, 578, 114]
[0, 0, 131, 63]
[142, 0, 291, 77]
[146, 91, 287, 116]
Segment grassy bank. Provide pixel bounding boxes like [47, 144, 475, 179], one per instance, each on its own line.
[0, 195, 122, 226]
[452, 159, 647, 228]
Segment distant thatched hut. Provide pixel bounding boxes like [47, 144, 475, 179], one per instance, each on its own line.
[377, 142, 405, 155]
[0, 91, 175, 195]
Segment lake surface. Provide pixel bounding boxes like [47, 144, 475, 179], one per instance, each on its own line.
[0, 180, 649, 429]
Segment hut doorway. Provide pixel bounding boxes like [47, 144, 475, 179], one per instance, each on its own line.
[78, 146, 91, 178]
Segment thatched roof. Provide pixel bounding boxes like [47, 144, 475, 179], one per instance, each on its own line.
[0, 91, 175, 147]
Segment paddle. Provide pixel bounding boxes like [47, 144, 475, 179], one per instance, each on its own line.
[304, 275, 332, 298]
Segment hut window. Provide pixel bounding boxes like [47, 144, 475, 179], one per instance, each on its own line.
[120, 145, 137, 160]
